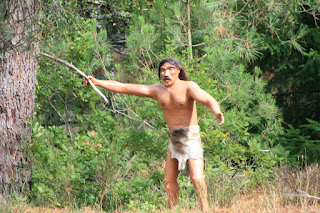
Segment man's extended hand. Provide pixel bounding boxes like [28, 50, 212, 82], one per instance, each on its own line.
[216, 112, 224, 126]
[83, 76, 97, 86]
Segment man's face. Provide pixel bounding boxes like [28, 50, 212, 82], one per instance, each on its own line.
[160, 62, 180, 86]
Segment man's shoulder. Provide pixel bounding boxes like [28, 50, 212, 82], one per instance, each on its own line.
[149, 83, 164, 88]
[183, 80, 199, 88]
[148, 83, 166, 93]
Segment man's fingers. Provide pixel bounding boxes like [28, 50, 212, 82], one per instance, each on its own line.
[217, 113, 224, 126]
[83, 77, 91, 86]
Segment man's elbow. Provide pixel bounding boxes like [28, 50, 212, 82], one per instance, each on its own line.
[208, 99, 221, 111]
[199, 99, 213, 108]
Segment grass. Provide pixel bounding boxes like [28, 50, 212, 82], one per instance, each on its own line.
[1, 164, 319, 213]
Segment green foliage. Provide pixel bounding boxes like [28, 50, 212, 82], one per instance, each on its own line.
[242, 1, 320, 125]
[126, 0, 284, 174]
[30, 0, 320, 211]
[30, 108, 167, 210]
[278, 119, 320, 165]
[37, 14, 111, 126]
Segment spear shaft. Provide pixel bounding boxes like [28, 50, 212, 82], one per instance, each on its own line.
[40, 52, 109, 104]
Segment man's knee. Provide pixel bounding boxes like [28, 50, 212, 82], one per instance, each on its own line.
[190, 174, 205, 186]
[164, 177, 178, 190]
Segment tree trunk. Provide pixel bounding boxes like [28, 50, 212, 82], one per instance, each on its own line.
[186, 0, 193, 60]
[0, 0, 40, 199]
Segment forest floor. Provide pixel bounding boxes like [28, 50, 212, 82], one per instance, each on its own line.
[20, 190, 319, 213]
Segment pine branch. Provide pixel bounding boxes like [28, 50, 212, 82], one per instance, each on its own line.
[184, 42, 206, 47]
[39, 52, 109, 104]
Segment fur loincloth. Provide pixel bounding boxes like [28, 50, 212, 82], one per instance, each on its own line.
[168, 125, 204, 176]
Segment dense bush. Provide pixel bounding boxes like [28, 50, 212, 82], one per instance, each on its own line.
[29, 0, 320, 211]
[278, 119, 320, 165]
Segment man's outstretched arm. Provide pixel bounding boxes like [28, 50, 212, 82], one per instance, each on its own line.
[187, 81, 224, 125]
[84, 76, 157, 98]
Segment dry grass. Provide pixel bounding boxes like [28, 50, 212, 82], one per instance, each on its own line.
[203, 163, 320, 213]
[2, 164, 320, 213]
[5, 190, 320, 213]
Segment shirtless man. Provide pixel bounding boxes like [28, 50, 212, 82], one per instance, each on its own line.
[84, 57, 224, 211]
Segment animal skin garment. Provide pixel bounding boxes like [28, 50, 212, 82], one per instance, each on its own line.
[168, 125, 204, 176]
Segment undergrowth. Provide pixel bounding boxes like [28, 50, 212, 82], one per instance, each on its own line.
[1, 164, 319, 212]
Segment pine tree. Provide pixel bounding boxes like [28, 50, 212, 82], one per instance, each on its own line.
[126, 0, 284, 170]
[0, 0, 40, 199]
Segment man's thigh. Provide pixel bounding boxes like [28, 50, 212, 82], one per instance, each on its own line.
[164, 150, 180, 181]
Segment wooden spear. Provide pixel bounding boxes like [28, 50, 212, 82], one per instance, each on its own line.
[39, 52, 109, 104]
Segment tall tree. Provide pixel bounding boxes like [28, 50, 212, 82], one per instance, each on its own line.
[0, 0, 40, 199]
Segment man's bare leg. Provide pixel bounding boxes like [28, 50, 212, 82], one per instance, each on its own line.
[188, 159, 208, 211]
[164, 150, 180, 209]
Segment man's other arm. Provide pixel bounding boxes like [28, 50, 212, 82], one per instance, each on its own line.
[187, 81, 224, 125]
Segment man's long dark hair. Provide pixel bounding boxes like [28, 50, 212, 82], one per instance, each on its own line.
[158, 58, 189, 80]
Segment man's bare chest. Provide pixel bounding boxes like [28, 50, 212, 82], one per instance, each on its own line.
[156, 89, 191, 109]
